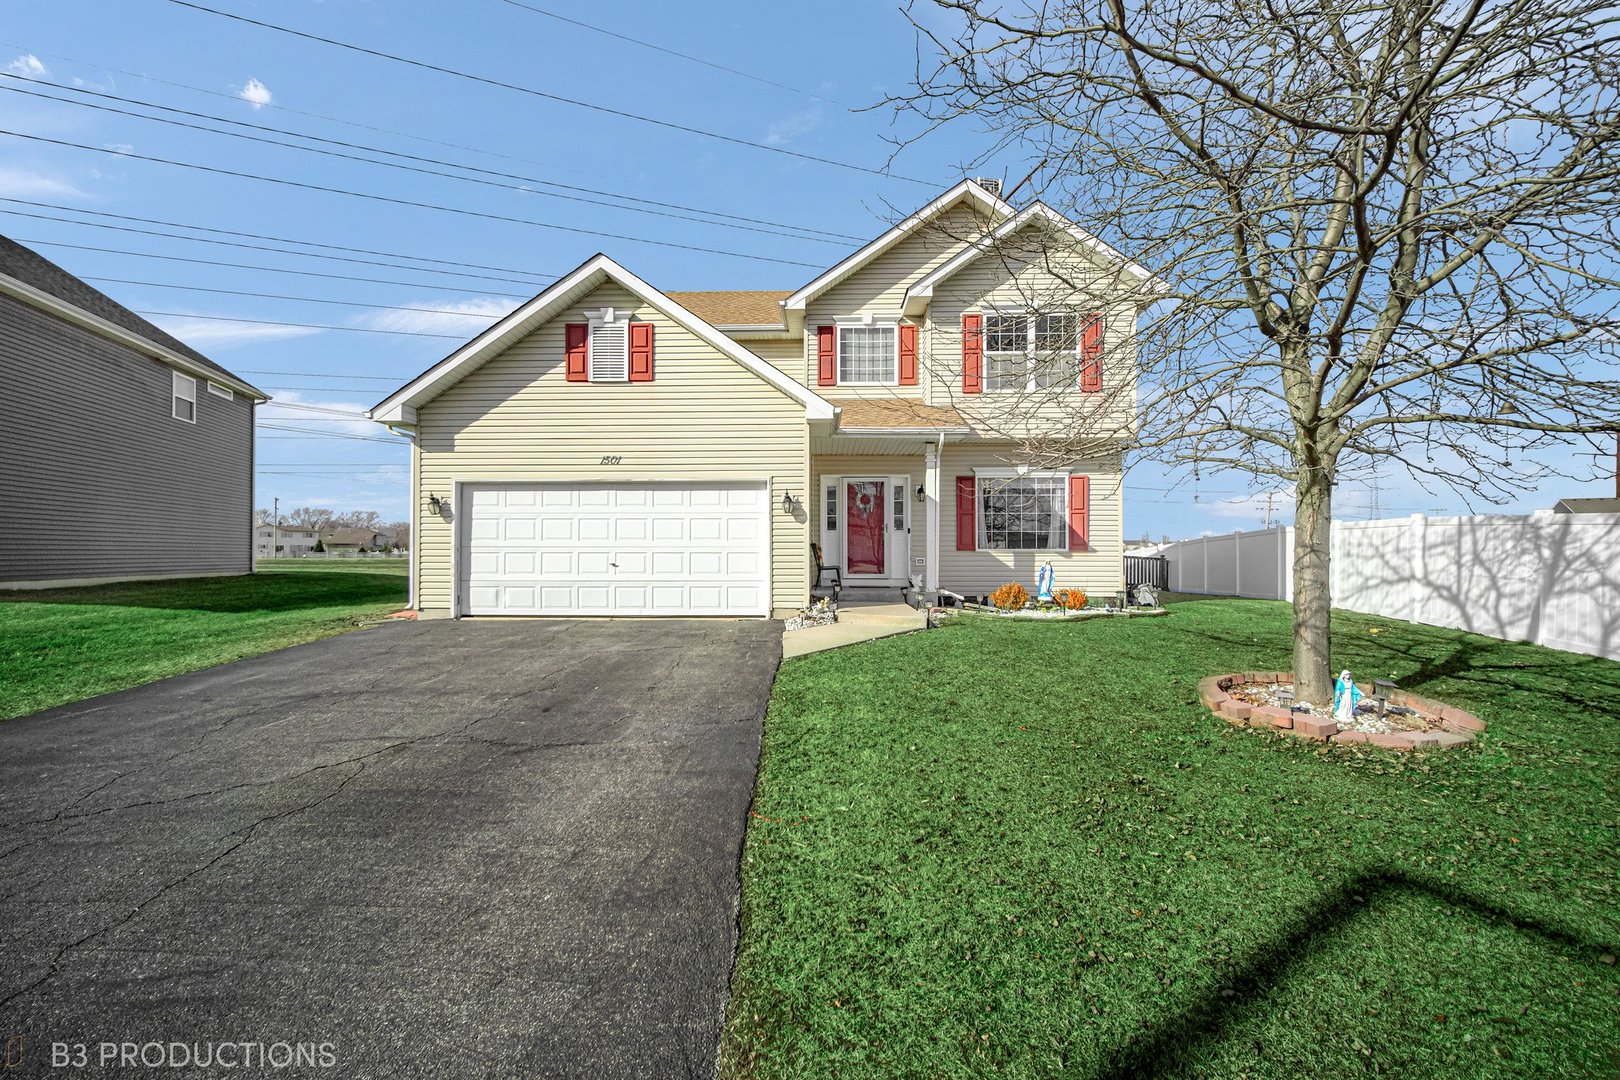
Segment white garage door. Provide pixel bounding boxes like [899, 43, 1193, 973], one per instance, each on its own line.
[459, 482, 770, 616]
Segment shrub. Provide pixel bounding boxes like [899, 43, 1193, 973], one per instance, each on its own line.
[990, 582, 1029, 611]
[1055, 588, 1088, 611]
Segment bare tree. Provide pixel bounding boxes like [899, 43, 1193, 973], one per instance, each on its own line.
[330, 509, 383, 530]
[899, 0, 1620, 702]
[284, 506, 336, 531]
[387, 521, 411, 550]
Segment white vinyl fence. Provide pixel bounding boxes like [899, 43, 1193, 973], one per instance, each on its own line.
[1163, 513, 1620, 661]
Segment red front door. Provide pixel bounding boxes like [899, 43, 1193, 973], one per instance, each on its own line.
[846, 481, 885, 576]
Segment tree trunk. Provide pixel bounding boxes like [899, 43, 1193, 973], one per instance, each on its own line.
[1292, 469, 1334, 704]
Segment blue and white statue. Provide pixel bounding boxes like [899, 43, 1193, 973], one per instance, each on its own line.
[1332, 670, 1362, 723]
[1036, 560, 1055, 603]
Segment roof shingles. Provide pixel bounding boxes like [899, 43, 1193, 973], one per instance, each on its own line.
[664, 290, 788, 327]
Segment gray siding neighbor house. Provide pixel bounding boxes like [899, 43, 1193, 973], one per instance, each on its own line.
[0, 235, 268, 588]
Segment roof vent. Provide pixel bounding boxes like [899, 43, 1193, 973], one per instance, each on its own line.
[973, 177, 1003, 197]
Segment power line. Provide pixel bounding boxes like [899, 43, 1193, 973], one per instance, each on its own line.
[0, 197, 555, 282]
[0, 39, 618, 183]
[265, 402, 372, 417]
[496, 0, 851, 106]
[138, 310, 464, 339]
[258, 423, 405, 443]
[0, 43, 868, 241]
[0, 76, 858, 245]
[162, 0, 934, 186]
[0, 128, 825, 268]
[86, 276, 508, 319]
[9, 234, 540, 299]
[244, 370, 401, 382]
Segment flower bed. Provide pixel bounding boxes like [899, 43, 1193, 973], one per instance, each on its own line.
[1197, 671, 1485, 749]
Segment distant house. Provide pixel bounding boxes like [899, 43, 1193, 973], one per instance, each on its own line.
[1552, 498, 1620, 514]
[321, 528, 393, 552]
[254, 522, 321, 558]
[0, 235, 267, 588]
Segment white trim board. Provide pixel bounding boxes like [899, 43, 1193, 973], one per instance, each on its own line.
[370, 253, 835, 424]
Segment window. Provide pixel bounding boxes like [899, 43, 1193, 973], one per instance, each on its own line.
[978, 474, 1067, 550]
[172, 371, 197, 422]
[984, 312, 1082, 392]
[891, 482, 905, 531]
[825, 485, 837, 531]
[588, 318, 628, 382]
[206, 382, 233, 400]
[837, 324, 897, 384]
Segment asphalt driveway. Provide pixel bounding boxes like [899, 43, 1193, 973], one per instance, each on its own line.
[0, 619, 781, 1078]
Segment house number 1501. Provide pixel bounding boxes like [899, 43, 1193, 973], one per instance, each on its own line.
[600, 455, 623, 465]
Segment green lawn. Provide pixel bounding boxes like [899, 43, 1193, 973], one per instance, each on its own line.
[725, 599, 1620, 1078]
[0, 560, 406, 721]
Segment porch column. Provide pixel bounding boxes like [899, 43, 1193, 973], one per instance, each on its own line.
[924, 440, 941, 592]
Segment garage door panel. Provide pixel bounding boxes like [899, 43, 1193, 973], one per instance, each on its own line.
[459, 481, 769, 616]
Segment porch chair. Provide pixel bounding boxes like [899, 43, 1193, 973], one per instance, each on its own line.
[812, 542, 842, 594]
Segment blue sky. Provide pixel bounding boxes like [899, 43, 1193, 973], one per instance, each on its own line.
[2, 0, 1609, 538]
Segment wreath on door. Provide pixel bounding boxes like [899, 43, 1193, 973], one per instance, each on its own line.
[853, 484, 877, 515]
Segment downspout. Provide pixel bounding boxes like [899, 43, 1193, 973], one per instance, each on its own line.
[384, 423, 419, 611]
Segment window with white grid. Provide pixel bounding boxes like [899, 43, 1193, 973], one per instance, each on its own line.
[977, 475, 1067, 550]
[984, 312, 1080, 392]
[171, 371, 196, 423]
[836, 325, 897, 384]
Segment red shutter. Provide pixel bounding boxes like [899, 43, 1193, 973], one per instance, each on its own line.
[955, 476, 976, 551]
[816, 325, 837, 386]
[1068, 475, 1090, 551]
[1080, 313, 1103, 393]
[962, 313, 983, 395]
[898, 323, 918, 386]
[565, 323, 589, 382]
[629, 321, 654, 382]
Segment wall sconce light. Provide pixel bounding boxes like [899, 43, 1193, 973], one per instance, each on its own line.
[782, 492, 798, 514]
[915, 484, 926, 503]
[428, 493, 444, 513]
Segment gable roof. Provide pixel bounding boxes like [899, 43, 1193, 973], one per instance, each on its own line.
[901, 202, 1169, 317]
[370, 253, 835, 424]
[664, 290, 790, 329]
[0, 234, 266, 399]
[1553, 497, 1620, 514]
[782, 179, 1016, 313]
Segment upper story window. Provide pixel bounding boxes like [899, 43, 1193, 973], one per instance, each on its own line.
[984, 312, 1082, 392]
[837, 324, 898, 384]
[172, 371, 197, 423]
[567, 308, 654, 383]
[207, 382, 233, 400]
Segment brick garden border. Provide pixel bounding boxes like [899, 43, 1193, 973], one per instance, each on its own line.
[1197, 672, 1485, 750]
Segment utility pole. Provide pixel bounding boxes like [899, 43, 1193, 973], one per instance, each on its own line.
[272, 497, 279, 563]
[1262, 490, 1276, 529]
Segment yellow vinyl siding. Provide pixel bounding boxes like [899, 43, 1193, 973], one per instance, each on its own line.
[923, 242, 1139, 435]
[415, 282, 808, 615]
[936, 444, 1125, 597]
[804, 202, 990, 401]
[741, 336, 806, 385]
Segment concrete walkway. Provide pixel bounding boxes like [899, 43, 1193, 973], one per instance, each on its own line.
[782, 602, 927, 658]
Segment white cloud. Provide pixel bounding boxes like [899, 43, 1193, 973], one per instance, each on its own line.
[147, 314, 319, 347]
[258, 390, 379, 437]
[1204, 490, 1295, 521]
[102, 143, 135, 155]
[236, 78, 273, 109]
[0, 165, 89, 200]
[357, 295, 519, 338]
[763, 105, 824, 147]
[4, 54, 46, 79]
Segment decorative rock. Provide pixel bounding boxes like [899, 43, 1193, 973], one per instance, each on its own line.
[1293, 715, 1337, 740]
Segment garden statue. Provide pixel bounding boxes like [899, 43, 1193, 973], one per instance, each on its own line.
[1133, 583, 1159, 608]
[1332, 670, 1362, 723]
[1036, 560, 1055, 603]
